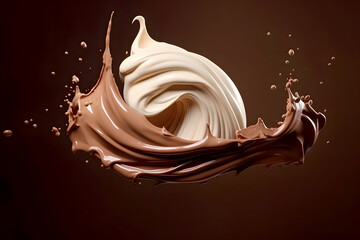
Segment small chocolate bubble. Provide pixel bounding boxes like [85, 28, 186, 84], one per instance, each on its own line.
[30, 119, 33, 122]
[288, 34, 292, 37]
[285, 60, 289, 64]
[328, 62, 332, 66]
[3, 130, 12, 137]
[324, 109, 327, 113]
[51, 71, 55, 75]
[125, 51, 129, 55]
[296, 47, 299, 50]
[320, 81, 324, 85]
[85, 160, 89, 163]
[331, 56, 335, 60]
[59, 105, 63, 108]
[288, 49, 295, 56]
[65, 51, 69, 55]
[78, 58, 83, 62]
[45, 108, 49, 111]
[24, 120, 29, 124]
[32, 124, 37, 128]
[270, 85, 277, 90]
[80, 41, 87, 48]
[266, 31, 271, 36]
[326, 140, 330, 144]
[279, 73, 282, 76]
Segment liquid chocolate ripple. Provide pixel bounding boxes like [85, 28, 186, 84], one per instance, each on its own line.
[67, 13, 326, 184]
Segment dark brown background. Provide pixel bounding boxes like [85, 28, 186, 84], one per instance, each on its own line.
[1, 0, 359, 239]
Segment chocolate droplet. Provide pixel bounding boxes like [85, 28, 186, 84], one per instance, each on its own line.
[72, 75, 80, 84]
[3, 130, 12, 137]
[80, 41, 87, 48]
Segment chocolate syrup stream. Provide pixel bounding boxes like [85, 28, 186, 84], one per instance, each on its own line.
[67, 13, 326, 184]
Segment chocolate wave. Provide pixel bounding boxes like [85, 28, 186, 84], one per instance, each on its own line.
[67, 13, 325, 184]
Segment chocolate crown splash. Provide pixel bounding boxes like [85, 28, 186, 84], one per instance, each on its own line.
[67, 13, 326, 184]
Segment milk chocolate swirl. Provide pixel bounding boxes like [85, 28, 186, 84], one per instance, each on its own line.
[67, 13, 326, 184]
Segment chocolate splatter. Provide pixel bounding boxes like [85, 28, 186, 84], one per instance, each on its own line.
[66, 13, 326, 184]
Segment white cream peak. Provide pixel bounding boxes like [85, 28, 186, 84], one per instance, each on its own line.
[119, 16, 246, 140]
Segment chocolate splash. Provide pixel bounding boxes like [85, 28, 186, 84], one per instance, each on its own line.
[67, 13, 325, 184]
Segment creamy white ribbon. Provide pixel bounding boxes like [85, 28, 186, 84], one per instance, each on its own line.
[120, 16, 246, 140]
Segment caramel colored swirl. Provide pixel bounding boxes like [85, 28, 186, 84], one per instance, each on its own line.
[67, 13, 325, 183]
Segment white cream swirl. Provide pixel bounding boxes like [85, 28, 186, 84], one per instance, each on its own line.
[119, 16, 246, 140]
